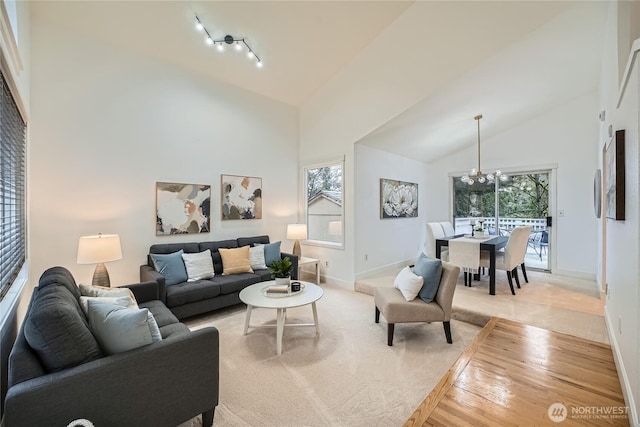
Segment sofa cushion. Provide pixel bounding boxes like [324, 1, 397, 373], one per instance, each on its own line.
[86, 300, 162, 355]
[237, 235, 270, 247]
[150, 250, 188, 286]
[219, 246, 253, 275]
[253, 269, 273, 281]
[139, 300, 180, 328]
[24, 285, 103, 372]
[165, 280, 222, 308]
[212, 273, 261, 295]
[182, 249, 215, 281]
[199, 240, 239, 274]
[159, 322, 191, 339]
[38, 266, 82, 300]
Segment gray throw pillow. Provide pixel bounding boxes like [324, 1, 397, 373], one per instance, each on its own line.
[24, 285, 103, 372]
[414, 253, 443, 303]
[86, 300, 162, 355]
[150, 250, 188, 286]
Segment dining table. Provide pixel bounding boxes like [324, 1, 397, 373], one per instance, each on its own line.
[436, 234, 509, 295]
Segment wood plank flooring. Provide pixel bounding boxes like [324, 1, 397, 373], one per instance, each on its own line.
[405, 318, 629, 426]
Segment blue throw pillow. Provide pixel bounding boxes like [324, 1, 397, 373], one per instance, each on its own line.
[414, 253, 443, 303]
[150, 250, 188, 286]
[258, 241, 282, 267]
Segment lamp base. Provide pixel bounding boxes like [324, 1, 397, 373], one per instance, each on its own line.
[92, 263, 111, 287]
[292, 240, 302, 259]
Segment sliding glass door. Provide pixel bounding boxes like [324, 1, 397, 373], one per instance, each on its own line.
[453, 170, 550, 270]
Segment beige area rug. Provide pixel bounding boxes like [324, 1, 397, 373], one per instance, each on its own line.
[179, 283, 481, 427]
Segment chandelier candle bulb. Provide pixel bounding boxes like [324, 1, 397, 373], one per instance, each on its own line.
[461, 114, 507, 185]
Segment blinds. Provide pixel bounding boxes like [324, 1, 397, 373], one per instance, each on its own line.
[0, 70, 26, 299]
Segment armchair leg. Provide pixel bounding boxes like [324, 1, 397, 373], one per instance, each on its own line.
[513, 268, 521, 288]
[387, 323, 395, 346]
[375, 306, 380, 323]
[202, 408, 215, 427]
[443, 321, 452, 344]
[506, 271, 516, 295]
[520, 263, 529, 283]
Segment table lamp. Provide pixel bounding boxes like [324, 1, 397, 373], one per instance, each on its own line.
[287, 224, 307, 259]
[77, 233, 123, 287]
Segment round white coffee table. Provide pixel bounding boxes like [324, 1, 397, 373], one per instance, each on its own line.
[239, 280, 323, 355]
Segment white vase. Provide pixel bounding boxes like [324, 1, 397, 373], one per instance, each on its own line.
[475, 231, 485, 238]
[275, 277, 291, 287]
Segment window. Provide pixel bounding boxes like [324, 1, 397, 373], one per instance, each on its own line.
[304, 160, 344, 248]
[0, 70, 26, 300]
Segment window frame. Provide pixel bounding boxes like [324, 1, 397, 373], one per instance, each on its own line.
[303, 159, 345, 250]
[0, 68, 27, 302]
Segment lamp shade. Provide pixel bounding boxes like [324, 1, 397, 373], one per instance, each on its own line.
[286, 224, 307, 240]
[77, 234, 123, 264]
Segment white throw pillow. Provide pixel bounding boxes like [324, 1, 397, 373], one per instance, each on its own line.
[393, 266, 424, 301]
[181, 249, 215, 282]
[79, 284, 138, 304]
[249, 245, 267, 270]
[86, 300, 162, 355]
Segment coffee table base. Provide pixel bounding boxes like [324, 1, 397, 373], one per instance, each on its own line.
[243, 303, 320, 355]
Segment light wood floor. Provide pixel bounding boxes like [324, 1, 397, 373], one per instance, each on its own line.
[405, 318, 629, 426]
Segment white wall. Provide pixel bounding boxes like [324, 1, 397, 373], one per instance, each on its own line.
[28, 15, 299, 288]
[424, 92, 600, 278]
[599, 2, 640, 423]
[354, 144, 427, 277]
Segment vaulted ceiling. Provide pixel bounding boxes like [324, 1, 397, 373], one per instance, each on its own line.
[31, 1, 608, 162]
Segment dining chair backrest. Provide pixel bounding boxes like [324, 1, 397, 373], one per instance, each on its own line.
[503, 226, 532, 269]
[440, 221, 455, 237]
[425, 222, 446, 258]
[448, 239, 479, 271]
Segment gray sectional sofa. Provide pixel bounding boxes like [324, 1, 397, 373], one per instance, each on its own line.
[140, 235, 298, 319]
[5, 267, 219, 427]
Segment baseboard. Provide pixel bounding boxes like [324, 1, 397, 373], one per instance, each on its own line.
[321, 275, 354, 291]
[355, 258, 413, 281]
[604, 305, 638, 425]
[553, 269, 596, 281]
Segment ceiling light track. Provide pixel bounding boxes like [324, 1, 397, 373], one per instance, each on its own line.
[195, 15, 263, 68]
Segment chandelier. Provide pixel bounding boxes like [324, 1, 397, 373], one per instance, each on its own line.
[461, 114, 507, 185]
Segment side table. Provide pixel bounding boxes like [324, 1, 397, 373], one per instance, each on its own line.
[298, 256, 320, 284]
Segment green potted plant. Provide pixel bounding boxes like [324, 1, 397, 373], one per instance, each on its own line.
[268, 257, 293, 286]
[474, 225, 485, 237]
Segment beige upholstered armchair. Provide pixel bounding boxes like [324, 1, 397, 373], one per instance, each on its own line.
[374, 261, 460, 346]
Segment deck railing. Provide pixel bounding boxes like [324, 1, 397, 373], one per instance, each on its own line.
[455, 217, 547, 234]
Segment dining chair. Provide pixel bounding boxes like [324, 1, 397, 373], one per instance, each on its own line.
[480, 226, 532, 295]
[426, 222, 448, 260]
[448, 239, 480, 287]
[440, 221, 455, 237]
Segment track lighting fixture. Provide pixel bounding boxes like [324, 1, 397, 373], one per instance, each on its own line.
[195, 15, 263, 68]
